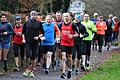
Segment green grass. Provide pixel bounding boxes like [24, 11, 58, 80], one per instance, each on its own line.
[80, 53, 120, 80]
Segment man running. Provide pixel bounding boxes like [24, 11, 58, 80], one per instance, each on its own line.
[22, 11, 44, 77]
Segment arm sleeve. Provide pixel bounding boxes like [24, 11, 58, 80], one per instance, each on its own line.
[80, 24, 89, 38]
[54, 24, 60, 37]
[104, 22, 107, 30]
[91, 21, 97, 33]
[72, 23, 79, 33]
[58, 23, 62, 30]
[22, 22, 26, 34]
[7, 23, 14, 35]
[39, 22, 44, 35]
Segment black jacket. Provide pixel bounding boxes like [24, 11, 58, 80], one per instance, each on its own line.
[74, 22, 89, 45]
[22, 19, 44, 43]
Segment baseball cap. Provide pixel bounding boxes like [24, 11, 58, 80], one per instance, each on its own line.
[94, 13, 98, 16]
[15, 16, 21, 20]
[99, 16, 103, 18]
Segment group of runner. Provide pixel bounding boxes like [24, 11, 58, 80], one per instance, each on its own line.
[0, 11, 119, 79]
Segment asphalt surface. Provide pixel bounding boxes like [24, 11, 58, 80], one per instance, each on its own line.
[0, 46, 119, 80]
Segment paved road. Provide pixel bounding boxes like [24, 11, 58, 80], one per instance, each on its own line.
[0, 46, 119, 80]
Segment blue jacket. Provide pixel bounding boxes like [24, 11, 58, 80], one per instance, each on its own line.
[0, 21, 14, 43]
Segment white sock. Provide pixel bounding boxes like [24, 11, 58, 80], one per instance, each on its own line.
[82, 55, 86, 66]
[46, 52, 52, 69]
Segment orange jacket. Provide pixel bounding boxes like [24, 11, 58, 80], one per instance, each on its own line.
[96, 21, 107, 35]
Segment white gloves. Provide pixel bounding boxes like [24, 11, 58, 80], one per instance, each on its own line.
[79, 33, 83, 38]
[40, 37, 46, 40]
[56, 37, 60, 43]
[34, 36, 39, 40]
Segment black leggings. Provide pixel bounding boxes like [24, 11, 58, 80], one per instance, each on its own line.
[97, 34, 104, 50]
[26, 43, 39, 60]
[72, 45, 83, 60]
[82, 41, 92, 57]
[13, 43, 24, 58]
[113, 31, 119, 41]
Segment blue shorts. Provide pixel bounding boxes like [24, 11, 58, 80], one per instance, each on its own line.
[0, 42, 10, 49]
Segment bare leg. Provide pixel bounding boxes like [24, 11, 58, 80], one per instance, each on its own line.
[61, 52, 66, 73]
[0, 49, 2, 60]
[15, 57, 19, 67]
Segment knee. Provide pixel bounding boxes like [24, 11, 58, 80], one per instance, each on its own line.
[14, 53, 19, 57]
[62, 52, 66, 61]
[77, 56, 81, 60]
[68, 54, 72, 60]
[47, 52, 53, 58]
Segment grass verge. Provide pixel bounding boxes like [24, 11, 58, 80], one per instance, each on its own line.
[80, 52, 120, 80]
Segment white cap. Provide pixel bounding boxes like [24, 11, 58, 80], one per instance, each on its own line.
[113, 16, 117, 19]
[94, 13, 98, 16]
[109, 14, 113, 18]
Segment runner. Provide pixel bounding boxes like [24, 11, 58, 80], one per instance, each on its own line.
[91, 13, 99, 50]
[22, 11, 44, 77]
[59, 12, 78, 79]
[112, 16, 119, 46]
[41, 14, 60, 74]
[105, 16, 113, 50]
[81, 13, 97, 70]
[53, 11, 63, 67]
[13, 16, 25, 71]
[96, 16, 107, 52]
[0, 13, 14, 75]
[72, 14, 88, 74]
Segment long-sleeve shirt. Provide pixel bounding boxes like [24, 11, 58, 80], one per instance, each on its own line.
[82, 20, 97, 41]
[0, 21, 14, 43]
[22, 19, 44, 43]
[96, 21, 107, 35]
[74, 22, 89, 45]
[105, 19, 113, 35]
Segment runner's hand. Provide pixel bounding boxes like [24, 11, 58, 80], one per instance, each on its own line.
[40, 37, 46, 40]
[34, 36, 39, 40]
[22, 39, 25, 43]
[68, 34, 73, 39]
[79, 33, 83, 38]
[3, 32, 8, 35]
[56, 37, 60, 43]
